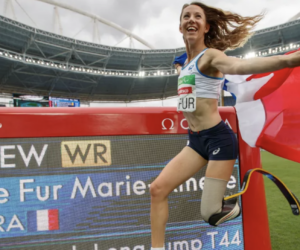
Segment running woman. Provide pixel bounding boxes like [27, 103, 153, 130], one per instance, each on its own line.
[150, 2, 300, 250]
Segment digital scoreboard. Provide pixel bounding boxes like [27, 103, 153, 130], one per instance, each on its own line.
[0, 107, 271, 250]
[49, 97, 80, 107]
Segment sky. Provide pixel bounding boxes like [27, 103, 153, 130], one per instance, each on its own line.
[2, 0, 300, 50]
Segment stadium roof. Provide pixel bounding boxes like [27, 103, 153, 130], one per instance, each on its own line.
[288, 12, 300, 22]
[0, 15, 300, 101]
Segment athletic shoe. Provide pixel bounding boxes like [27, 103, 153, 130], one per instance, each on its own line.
[208, 198, 241, 226]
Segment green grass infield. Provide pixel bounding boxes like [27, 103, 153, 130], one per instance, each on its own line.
[261, 151, 300, 250]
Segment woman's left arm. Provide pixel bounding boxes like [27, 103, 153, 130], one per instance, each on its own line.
[207, 48, 300, 75]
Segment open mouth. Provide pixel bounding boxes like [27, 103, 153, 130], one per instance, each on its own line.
[187, 27, 198, 33]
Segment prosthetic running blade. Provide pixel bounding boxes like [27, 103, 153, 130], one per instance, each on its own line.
[224, 168, 300, 216]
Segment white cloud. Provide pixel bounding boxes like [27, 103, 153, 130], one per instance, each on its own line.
[4, 0, 300, 49]
[132, 7, 185, 49]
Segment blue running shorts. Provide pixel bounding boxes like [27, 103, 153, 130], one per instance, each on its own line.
[187, 121, 238, 161]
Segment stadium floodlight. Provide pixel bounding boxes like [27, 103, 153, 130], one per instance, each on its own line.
[0, 49, 201, 78]
[244, 52, 256, 59]
[19, 95, 44, 101]
[10, 43, 300, 79]
[241, 42, 300, 59]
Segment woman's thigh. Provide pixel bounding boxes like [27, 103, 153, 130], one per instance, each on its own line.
[152, 146, 208, 196]
[205, 159, 236, 181]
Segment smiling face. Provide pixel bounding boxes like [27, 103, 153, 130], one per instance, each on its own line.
[180, 4, 210, 46]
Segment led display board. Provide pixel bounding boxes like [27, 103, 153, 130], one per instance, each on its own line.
[0, 107, 271, 250]
[49, 97, 80, 107]
[13, 94, 50, 107]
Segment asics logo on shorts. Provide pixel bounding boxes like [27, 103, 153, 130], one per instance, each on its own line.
[213, 148, 220, 155]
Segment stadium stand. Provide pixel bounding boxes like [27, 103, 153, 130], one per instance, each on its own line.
[0, 14, 299, 104]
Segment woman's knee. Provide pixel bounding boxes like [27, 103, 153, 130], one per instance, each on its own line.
[150, 181, 168, 201]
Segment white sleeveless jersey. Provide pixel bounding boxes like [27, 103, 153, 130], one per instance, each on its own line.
[177, 49, 224, 112]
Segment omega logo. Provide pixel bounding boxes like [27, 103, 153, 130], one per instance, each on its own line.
[162, 118, 174, 130]
[162, 118, 232, 131]
[162, 118, 189, 130]
[180, 118, 189, 130]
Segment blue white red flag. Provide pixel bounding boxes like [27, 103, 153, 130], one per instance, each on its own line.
[27, 209, 59, 232]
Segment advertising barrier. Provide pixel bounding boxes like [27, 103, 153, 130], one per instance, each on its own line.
[0, 107, 271, 250]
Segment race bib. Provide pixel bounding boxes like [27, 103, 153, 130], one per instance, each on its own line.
[177, 75, 196, 112]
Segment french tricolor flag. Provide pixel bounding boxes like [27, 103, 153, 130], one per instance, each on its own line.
[27, 209, 59, 232]
[225, 49, 300, 163]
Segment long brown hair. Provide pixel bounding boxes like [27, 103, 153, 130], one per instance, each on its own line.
[180, 2, 264, 51]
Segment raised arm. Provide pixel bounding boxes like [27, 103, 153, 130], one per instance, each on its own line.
[173, 52, 187, 75]
[175, 64, 182, 75]
[207, 48, 300, 75]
